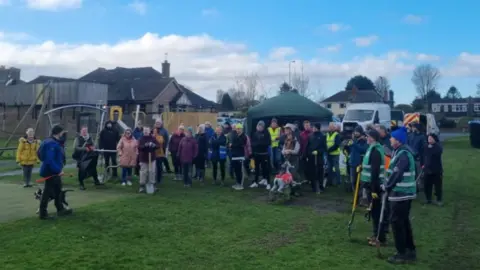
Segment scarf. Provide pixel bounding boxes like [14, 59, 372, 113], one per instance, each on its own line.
[284, 135, 295, 150]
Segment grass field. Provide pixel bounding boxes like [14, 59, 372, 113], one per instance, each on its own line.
[0, 137, 479, 270]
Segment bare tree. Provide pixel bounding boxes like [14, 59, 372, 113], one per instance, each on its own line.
[374, 76, 391, 97]
[227, 87, 246, 109]
[216, 89, 224, 103]
[291, 63, 313, 98]
[233, 72, 263, 108]
[411, 64, 441, 98]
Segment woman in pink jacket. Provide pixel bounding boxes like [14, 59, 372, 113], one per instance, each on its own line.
[117, 128, 138, 186]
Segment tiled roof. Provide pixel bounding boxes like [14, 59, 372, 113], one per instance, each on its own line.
[322, 90, 384, 103]
[28, 75, 77, 84]
[175, 84, 217, 108]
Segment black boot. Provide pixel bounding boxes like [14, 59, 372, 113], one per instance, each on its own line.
[57, 208, 73, 217]
[387, 253, 409, 264]
[406, 249, 417, 261]
[39, 211, 55, 220]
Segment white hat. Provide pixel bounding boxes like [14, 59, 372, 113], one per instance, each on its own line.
[285, 123, 296, 131]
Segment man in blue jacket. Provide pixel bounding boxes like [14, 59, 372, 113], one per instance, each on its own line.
[349, 126, 368, 192]
[38, 125, 73, 220]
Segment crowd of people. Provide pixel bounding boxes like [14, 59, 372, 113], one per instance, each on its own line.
[21, 116, 444, 265]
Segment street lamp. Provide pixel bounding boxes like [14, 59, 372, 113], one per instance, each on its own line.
[289, 60, 296, 86]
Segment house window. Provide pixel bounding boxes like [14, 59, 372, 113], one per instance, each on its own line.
[474, 104, 480, 112]
[340, 103, 346, 108]
[139, 104, 146, 113]
[452, 104, 467, 112]
[432, 104, 441, 113]
[443, 105, 448, 112]
[326, 103, 332, 109]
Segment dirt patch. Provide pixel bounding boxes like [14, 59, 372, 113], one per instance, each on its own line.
[252, 221, 308, 251]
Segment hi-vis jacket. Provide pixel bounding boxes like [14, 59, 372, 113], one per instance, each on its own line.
[384, 145, 417, 202]
[268, 127, 281, 148]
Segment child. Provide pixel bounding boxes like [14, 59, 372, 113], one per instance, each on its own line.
[177, 127, 198, 187]
[137, 127, 160, 193]
[423, 133, 443, 206]
[117, 128, 138, 186]
[16, 128, 41, 187]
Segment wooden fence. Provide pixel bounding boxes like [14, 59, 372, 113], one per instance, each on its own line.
[162, 112, 217, 132]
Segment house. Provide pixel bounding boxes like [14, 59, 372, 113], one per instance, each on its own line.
[320, 89, 394, 116]
[79, 60, 217, 117]
[430, 97, 480, 118]
[0, 66, 23, 85]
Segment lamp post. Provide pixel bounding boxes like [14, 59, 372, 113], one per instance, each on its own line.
[289, 60, 296, 86]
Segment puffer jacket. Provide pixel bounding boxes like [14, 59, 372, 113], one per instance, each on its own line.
[349, 137, 368, 167]
[117, 136, 138, 167]
[152, 129, 166, 157]
[16, 136, 41, 165]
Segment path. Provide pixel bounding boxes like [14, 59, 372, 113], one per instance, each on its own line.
[0, 163, 76, 177]
[0, 182, 127, 223]
[440, 132, 466, 141]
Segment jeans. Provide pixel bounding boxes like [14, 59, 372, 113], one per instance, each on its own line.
[121, 167, 133, 183]
[327, 154, 341, 185]
[270, 147, 281, 172]
[182, 163, 192, 185]
[155, 157, 165, 184]
[22, 165, 33, 185]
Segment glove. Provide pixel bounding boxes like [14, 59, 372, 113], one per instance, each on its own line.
[312, 150, 318, 156]
[371, 193, 379, 199]
[380, 184, 386, 191]
[356, 166, 362, 173]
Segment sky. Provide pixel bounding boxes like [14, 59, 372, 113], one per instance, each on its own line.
[0, 0, 479, 105]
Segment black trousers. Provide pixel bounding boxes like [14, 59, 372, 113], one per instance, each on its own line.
[390, 200, 416, 254]
[371, 196, 388, 242]
[78, 165, 99, 186]
[232, 159, 243, 185]
[163, 154, 172, 172]
[212, 159, 226, 181]
[170, 151, 181, 175]
[182, 163, 192, 185]
[135, 155, 140, 176]
[254, 154, 270, 184]
[299, 156, 308, 180]
[103, 152, 118, 177]
[195, 157, 206, 180]
[39, 176, 64, 216]
[155, 157, 165, 184]
[307, 154, 324, 192]
[424, 173, 443, 202]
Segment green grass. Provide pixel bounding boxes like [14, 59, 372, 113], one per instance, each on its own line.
[0, 138, 479, 269]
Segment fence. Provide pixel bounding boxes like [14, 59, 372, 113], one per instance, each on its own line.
[162, 112, 217, 132]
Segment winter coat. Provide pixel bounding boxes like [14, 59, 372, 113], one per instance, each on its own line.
[230, 132, 248, 158]
[153, 127, 169, 152]
[152, 129, 166, 158]
[251, 130, 271, 155]
[117, 136, 138, 167]
[349, 137, 368, 167]
[205, 127, 215, 140]
[138, 136, 160, 163]
[133, 127, 143, 140]
[72, 135, 96, 162]
[16, 136, 41, 165]
[306, 131, 327, 156]
[195, 133, 209, 160]
[408, 132, 426, 164]
[423, 143, 443, 175]
[209, 133, 227, 160]
[99, 121, 121, 150]
[177, 136, 198, 164]
[39, 137, 65, 177]
[299, 130, 312, 155]
[168, 132, 185, 153]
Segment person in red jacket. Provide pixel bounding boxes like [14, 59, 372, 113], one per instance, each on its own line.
[299, 120, 313, 181]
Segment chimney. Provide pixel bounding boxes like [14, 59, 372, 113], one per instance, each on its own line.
[162, 60, 170, 78]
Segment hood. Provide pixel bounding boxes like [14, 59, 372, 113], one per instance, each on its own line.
[104, 120, 114, 129]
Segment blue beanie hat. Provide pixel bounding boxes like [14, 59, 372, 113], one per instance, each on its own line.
[391, 127, 408, 144]
[186, 126, 194, 134]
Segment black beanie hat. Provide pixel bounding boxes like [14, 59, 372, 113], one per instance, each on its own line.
[428, 133, 439, 143]
[51, 125, 64, 136]
[367, 129, 380, 141]
[314, 123, 321, 130]
[354, 125, 364, 134]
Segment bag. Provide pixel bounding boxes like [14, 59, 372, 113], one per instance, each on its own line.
[219, 146, 227, 160]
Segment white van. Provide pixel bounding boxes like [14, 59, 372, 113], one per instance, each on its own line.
[341, 103, 391, 132]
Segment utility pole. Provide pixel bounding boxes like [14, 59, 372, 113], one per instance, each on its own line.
[288, 60, 295, 86]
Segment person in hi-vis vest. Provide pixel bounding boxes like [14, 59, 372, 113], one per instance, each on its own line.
[381, 127, 417, 264]
[268, 118, 281, 173]
[326, 123, 342, 186]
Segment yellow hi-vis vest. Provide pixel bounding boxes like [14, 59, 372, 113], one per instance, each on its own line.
[268, 127, 280, 148]
[326, 132, 340, 155]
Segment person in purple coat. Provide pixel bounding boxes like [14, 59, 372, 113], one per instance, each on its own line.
[177, 127, 198, 187]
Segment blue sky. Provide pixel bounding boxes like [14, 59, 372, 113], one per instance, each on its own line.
[0, 0, 479, 104]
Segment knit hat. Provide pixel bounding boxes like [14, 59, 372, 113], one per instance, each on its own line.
[186, 126, 194, 134]
[366, 129, 380, 141]
[271, 118, 277, 123]
[428, 133, 439, 143]
[257, 120, 265, 127]
[354, 125, 364, 135]
[314, 123, 321, 130]
[236, 123, 243, 129]
[391, 127, 408, 144]
[51, 125, 64, 136]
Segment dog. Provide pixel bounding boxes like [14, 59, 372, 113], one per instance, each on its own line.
[34, 188, 73, 214]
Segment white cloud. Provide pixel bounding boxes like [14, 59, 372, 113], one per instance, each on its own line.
[0, 31, 32, 41]
[0, 32, 477, 100]
[319, 44, 342, 53]
[322, 23, 350, 33]
[353, 35, 378, 47]
[268, 47, 296, 60]
[201, 8, 219, 17]
[0, 0, 11, 6]
[26, 0, 82, 11]
[402, 14, 424, 24]
[416, 53, 440, 61]
[128, 0, 146, 15]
